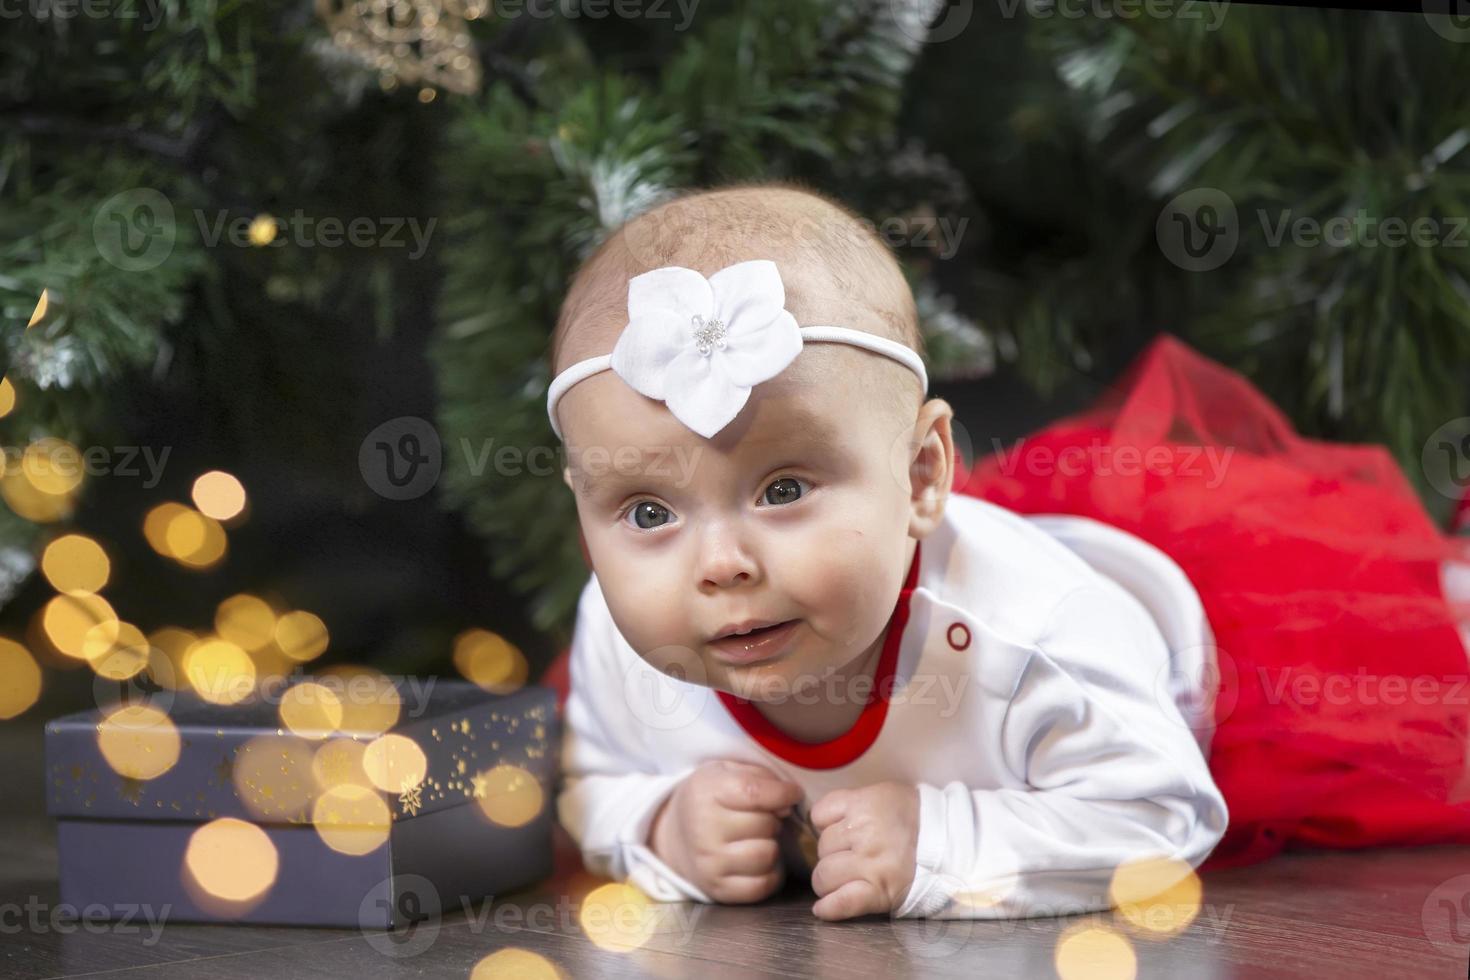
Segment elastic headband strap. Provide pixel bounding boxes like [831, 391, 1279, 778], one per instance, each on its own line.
[547, 324, 927, 440]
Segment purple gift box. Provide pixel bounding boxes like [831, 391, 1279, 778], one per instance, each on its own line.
[44, 679, 559, 928]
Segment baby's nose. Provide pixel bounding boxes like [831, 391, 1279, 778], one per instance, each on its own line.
[696, 523, 760, 590]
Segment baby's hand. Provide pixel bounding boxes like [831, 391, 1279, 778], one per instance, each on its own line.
[808, 781, 920, 921]
[647, 759, 805, 904]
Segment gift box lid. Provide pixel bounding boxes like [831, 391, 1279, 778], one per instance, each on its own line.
[45, 678, 559, 827]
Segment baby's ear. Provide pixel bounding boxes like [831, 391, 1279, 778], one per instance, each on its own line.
[562, 465, 574, 491]
[907, 398, 955, 539]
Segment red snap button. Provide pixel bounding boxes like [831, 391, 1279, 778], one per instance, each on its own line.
[947, 622, 971, 651]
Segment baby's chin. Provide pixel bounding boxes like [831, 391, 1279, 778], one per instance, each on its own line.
[705, 647, 836, 704]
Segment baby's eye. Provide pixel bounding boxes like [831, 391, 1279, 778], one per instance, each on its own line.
[760, 476, 808, 506]
[624, 500, 675, 530]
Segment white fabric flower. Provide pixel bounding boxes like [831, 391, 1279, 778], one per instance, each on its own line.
[608, 259, 803, 438]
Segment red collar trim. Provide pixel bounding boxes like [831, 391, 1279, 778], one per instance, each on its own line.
[715, 541, 922, 770]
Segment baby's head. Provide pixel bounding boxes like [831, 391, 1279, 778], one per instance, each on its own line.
[551, 182, 955, 704]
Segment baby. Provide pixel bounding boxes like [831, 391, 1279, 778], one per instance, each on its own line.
[551, 182, 1228, 921]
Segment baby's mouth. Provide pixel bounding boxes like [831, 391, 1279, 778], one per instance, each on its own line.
[708, 619, 802, 664]
[713, 619, 795, 642]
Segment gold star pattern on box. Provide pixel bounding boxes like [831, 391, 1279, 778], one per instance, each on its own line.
[50, 696, 553, 827]
[399, 779, 423, 816]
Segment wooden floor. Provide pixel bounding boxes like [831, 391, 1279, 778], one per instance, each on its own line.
[3, 802, 1470, 979]
[4, 715, 1470, 979]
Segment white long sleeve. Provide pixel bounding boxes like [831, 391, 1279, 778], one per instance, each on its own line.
[894, 586, 1229, 919]
[554, 496, 1228, 919]
[555, 575, 713, 903]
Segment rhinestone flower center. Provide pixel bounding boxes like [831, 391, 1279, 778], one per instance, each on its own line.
[691, 313, 727, 356]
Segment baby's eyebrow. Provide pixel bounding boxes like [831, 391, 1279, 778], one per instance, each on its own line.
[572, 413, 842, 498]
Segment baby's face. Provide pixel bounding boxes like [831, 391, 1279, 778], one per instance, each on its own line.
[559, 349, 921, 704]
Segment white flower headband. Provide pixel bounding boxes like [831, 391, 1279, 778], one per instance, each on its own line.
[546, 259, 927, 440]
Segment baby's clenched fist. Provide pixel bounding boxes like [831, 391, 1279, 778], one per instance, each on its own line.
[648, 759, 805, 905]
[809, 781, 920, 920]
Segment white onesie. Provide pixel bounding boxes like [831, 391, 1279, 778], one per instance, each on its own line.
[556, 493, 1229, 919]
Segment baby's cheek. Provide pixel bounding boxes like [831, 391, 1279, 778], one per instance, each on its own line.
[598, 569, 692, 656]
[790, 528, 892, 645]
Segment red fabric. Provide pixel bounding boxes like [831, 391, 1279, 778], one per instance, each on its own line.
[954, 333, 1470, 871]
[1455, 486, 1470, 534]
[714, 541, 922, 770]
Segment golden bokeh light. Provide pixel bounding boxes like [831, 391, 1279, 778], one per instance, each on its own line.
[362, 733, 427, 793]
[1, 465, 74, 522]
[42, 592, 118, 660]
[312, 784, 391, 856]
[41, 534, 111, 594]
[1054, 925, 1137, 980]
[453, 628, 528, 694]
[143, 503, 189, 554]
[183, 637, 257, 704]
[312, 737, 372, 791]
[248, 214, 278, 247]
[215, 594, 277, 651]
[191, 470, 246, 521]
[251, 643, 293, 686]
[473, 764, 544, 828]
[22, 437, 83, 496]
[172, 512, 227, 569]
[319, 665, 401, 735]
[0, 638, 42, 719]
[83, 620, 150, 681]
[27, 289, 50, 328]
[1110, 856, 1202, 937]
[469, 949, 565, 980]
[96, 704, 181, 780]
[0, 377, 15, 419]
[279, 682, 344, 739]
[578, 883, 657, 953]
[274, 610, 329, 662]
[232, 734, 318, 821]
[144, 503, 227, 568]
[184, 818, 279, 904]
[164, 508, 207, 555]
[146, 627, 198, 691]
[948, 874, 1018, 911]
